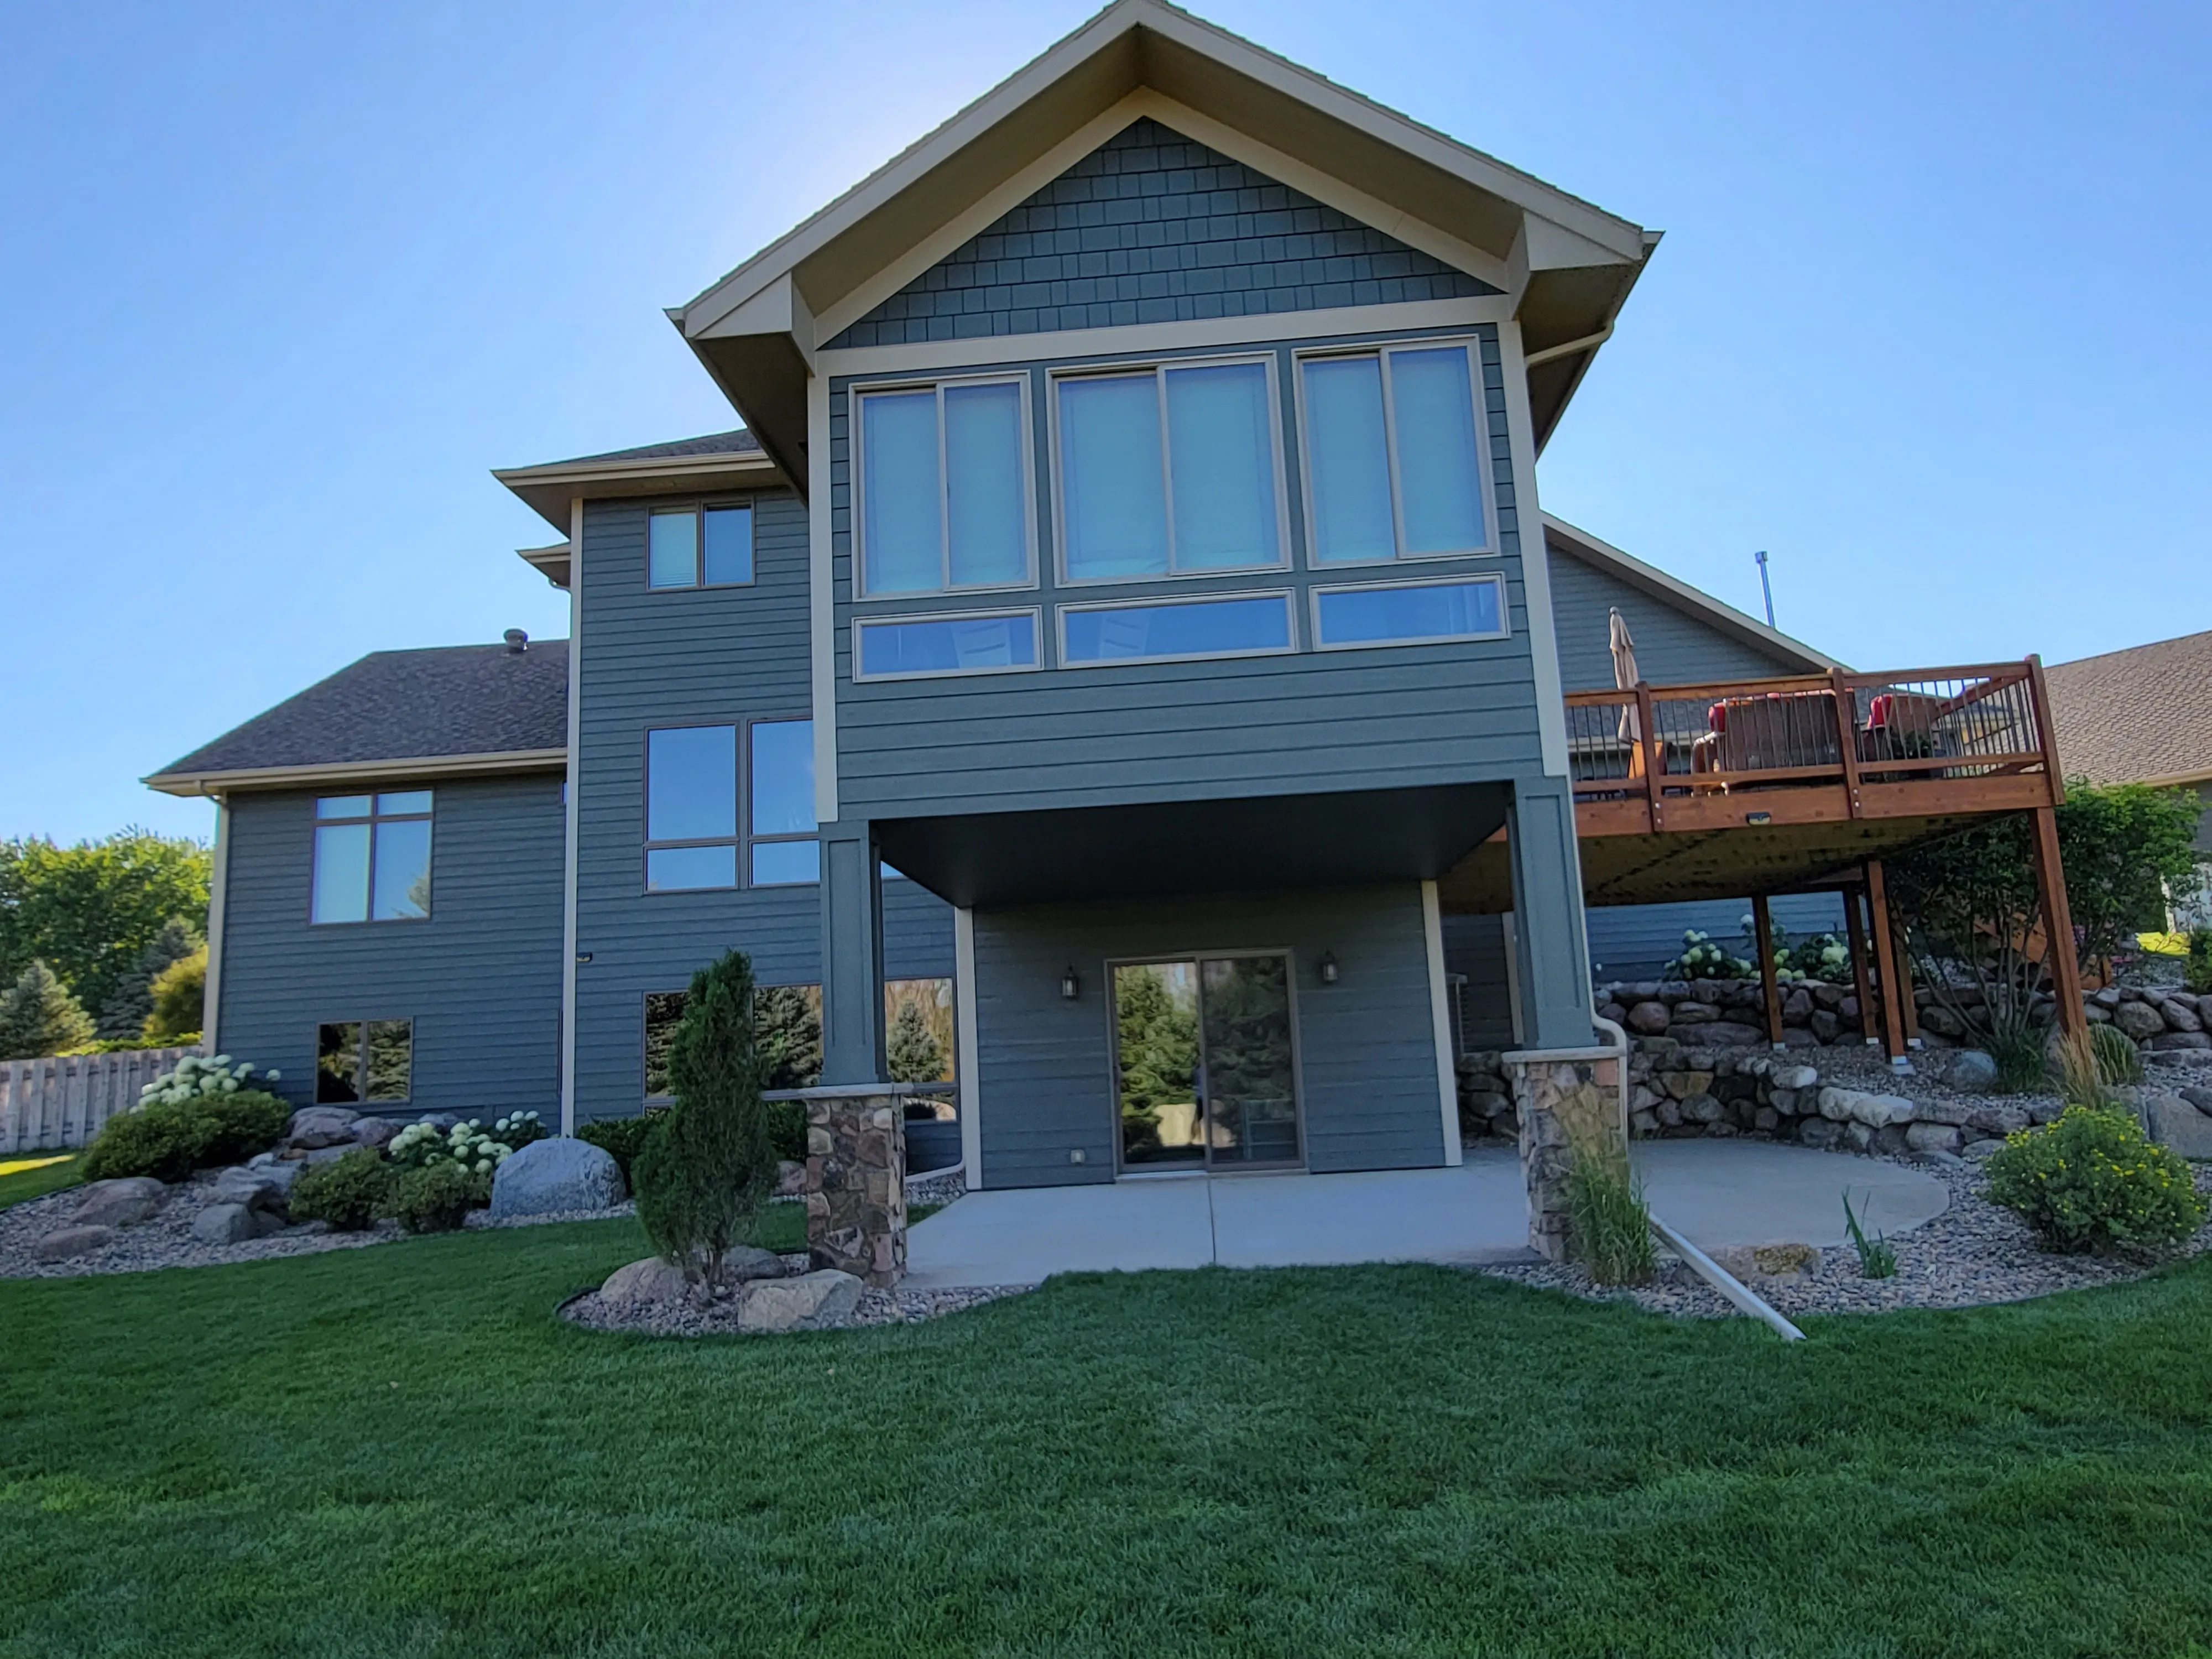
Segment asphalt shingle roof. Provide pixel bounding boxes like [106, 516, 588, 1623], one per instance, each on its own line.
[541, 430, 760, 467]
[2044, 629, 2212, 787]
[154, 641, 568, 779]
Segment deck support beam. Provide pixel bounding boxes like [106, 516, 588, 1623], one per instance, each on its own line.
[1751, 893, 1785, 1050]
[1864, 859, 1908, 1065]
[2031, 805, 2089, 1042]
[1841, 889, 1879, 1048]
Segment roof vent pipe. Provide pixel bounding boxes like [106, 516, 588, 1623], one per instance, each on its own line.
[504, 629, 528, 654]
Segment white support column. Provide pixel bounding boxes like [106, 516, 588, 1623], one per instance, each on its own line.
[202, 796, 231, 1047]
[954, 906, 982, 1190]
[1421, 880, 1464, 1167]
[559, 495, 583, 1136]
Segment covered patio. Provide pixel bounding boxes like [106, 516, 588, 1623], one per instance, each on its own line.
[902, 1141, 1949, 1289]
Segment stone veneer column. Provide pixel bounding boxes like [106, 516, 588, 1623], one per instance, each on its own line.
[795, 1086, 908, 1287]
[1501, 1045, 1625, 1263]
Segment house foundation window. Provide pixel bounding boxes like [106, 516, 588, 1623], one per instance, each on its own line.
[311, 792, 432, 923]
[316, 1019, 413, 1104]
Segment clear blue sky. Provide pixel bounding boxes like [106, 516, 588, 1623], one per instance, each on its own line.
[4, 0, 2205, 847]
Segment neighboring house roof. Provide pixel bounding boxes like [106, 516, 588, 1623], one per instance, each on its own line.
[1542, 514, 1843, 676]
[494, 429, 780, 535]
[2044, 629, 2212, 788]
[146, 640, 569, 796]
[674, 0, 1657, 477]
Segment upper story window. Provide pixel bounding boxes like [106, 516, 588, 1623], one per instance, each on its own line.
[311, 792, 431, 924]
[856, 378, 1032, 596]
[648, 503, 754, 589]
[1297, 342, 1490, 566]
[643, 720, 817, 891]
[1053, 356, 1286, 583]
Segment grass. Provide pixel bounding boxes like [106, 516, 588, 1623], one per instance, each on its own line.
[5, 1224, 2212, 1656]
[0, 1154, 79, 1211]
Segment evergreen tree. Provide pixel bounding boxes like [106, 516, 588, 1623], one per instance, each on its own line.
[754, 984, 823, 1091]
[633, 950, 777, 1290]
[0, 959, 96, 1060]
[95, 916, 202, 1040]
[143, 947, 208, 1043]
[886, 998, 946, 1083]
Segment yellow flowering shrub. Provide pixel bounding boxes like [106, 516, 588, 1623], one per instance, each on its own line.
[1985, 1107, 2205, 1255]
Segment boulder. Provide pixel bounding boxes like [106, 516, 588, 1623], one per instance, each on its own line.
[34, 1224, 119, 1262]
[1910, 1098, 1976, 1128]
[1679, 1093, 1724, 1125]
[1798, 1117, 1841, 1149]
[2160, 999, 2204, 1034]
[1659, 1070, 1714, 1100]
[1905, 1122, 1964, 1156]
[1629, 1109, 1660, 1136]
[1625, 1000, 1672, 1036]
[737, 1269, 862, 1333]
[1597, 1001, 1629, 1027]
[1961, 1138, 2005, 1161]
[2112, 1001, 2167, 1042]
[1810, 1010, 1841, 1044]
[1671, 1001, 1720, 1025]
[1919, 1004, 1966, 1039]
[286, 1106, 362, 1149]
[349, 1116, 399, 1150]
[210, 1166, 290, 1212]
[1463, 1090, 1511, 1120]
[1782, 987, 1813, 1023]
[487, 1137, 626, 1219]
[719, 1244, 787, 1283]
[2142, 1094, 2212, 1161]
[1773, 1065, 1820, 1091]
[1818, 1087, 1914, 1128]
[70, 1177, 168, 1229]
[2091, 985, 2122, 1010]
[1966, 1103, 2031, 1138]
[1699, 1022, 1766, 1047]
[599, 1256, 692, 1307]
[1942, 1050, 1999, 1093]
[192, 1202, 281, 1244]
[2181, 1087, 2212, 1119]
[1844, 1121, 1876, 1151]
[2151, 1032, 2211, 1051]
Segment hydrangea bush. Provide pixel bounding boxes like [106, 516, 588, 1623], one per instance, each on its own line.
[386, 1112, 542, 1176]
[139, 1053, 280, 1108]
[1667, 930, 1754, 980]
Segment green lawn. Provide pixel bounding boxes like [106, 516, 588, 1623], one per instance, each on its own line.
[0, 1154, 79, 1211]
[4, 1220, 2211, 1657]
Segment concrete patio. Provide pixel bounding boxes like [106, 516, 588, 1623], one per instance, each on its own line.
[902, 1141, 1950, 1289]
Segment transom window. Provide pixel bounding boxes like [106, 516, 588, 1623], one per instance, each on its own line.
[853, 609, 1041, 680]
[316, 1019, 413, 1103]
[1310, 574, 1507, 650]
[856, 377, 1032, 596]
[1298, 342, 1490, 565]
[311, 792, 431, 924]
[1053, 357, 1287, 583]
[643, 720, 817, 892]
[648, 503, 754, 589]
[1060, 591, 1295, 667]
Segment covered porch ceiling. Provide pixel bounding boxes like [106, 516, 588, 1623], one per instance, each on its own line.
[1437, 812, 2005, 915]
[877, 782, 1510, 910]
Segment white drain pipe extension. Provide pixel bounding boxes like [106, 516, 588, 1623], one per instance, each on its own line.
[1590, 1014, 1632, 1142]
[1647, 1215, 1807, 1342]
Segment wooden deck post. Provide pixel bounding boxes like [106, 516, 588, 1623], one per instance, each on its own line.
[2031, 805, 2089, 1040]
[1751, 893, 1785, 1050]
[1864, 859, 1909, 1064]
[1841, 886, 1879, 1047]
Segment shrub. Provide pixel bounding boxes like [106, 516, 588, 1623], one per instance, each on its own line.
[143, 947, 208, 1043]
[1568, 1157, 1654, 1286]
[577, 1109, 669, 1183]
[387, 1117, 521, 1175]
[139, 1052, 280, 1108]
[635, 950, 777, 1287]
[1666, 930, 1752, 982]
[0, 959, 95, 1060]
[2090, 1021, 2145, 1087]
[1984, 1106, 2206, 1255]
[80, 1090, 291, 1182]
[2052, 1027, 2119, 1113]
[383, 1161, 489, 1234]
[289, 1147, 395, 1230]
[2187, 927, 2212, 995]
[1985, 1011, 2050, 1095]
[492, 1110, 546, 1150]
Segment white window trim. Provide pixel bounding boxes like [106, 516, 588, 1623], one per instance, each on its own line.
[851, 606, 1046, 682]
[645, 499, 759, 592]
[1308, 571, 1511, 653]
[1048, 351, 1295, 589]
[1056, 587, 1298, 671]
[309, 792, 434, 926]
[849, 372, 1039, 601]
[1291, 335, 1498, 572]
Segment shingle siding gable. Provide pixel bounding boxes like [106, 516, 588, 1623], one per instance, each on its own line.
[827, 118, 1498, 349]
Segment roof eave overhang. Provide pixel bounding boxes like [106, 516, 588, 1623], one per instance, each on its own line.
[517, 544, 572, 590]
[670, 0, 1653, 461]
[145, 748, 571, 800]
[492, 450, 786, 535]
[1542, 513, 1844, 676]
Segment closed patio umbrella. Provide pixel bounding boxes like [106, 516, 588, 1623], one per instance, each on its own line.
[1610, 607, 1642, 754]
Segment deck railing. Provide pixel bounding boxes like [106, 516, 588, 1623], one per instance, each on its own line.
[1562, 661, 2060, 829]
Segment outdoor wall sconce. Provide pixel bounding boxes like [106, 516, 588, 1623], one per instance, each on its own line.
[1060, 966, 1081, 1000]
[1318, 952, 1340, 985]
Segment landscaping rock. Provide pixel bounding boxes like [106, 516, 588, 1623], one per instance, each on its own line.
[2152, 1032, 2211, 1051]
[1773, 1065, 1819, 1091]
[210, 1166, 290, 1213]
[1940, 1050, 1999, 1093]
[1798, 1118, 1841, 1149]
[1671, 1000, 1720, 1025]
[2112, 1001, 2167, 1042]
[2182, 1087, 2212, 1118]
[1905, 1123, 1964, 1157]
[2162, 999, 2204, 1034]
[1625, 1000, 1672, 1035]
[1699, 1022, 1766, 1046]
[349, 1116, 398, 1150]
[2145, 1095, 2212, 1161]
[1678, 1093, 1724, 1125]
[1967, 1103, 2030, 1138]
[192, 1202, 280, 1244]
[600, 1256, 692, 1307]
[35, 1225, 119, 1262]
[1919, 1004, 1966, 1039]
[720, 1244, 787, 1283]
[488, 1137, 626, 1219]
[286, 1106, 362, 1149]
[70, 1177, 168, 1229]
[737, 1269, 862, 1332]
[1817, 1087, 1914, 1129]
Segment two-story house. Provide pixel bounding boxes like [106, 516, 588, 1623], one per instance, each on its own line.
[156, 2, 2058, 1190]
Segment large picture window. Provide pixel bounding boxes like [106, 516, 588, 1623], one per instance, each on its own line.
[311, 792, 431, 924]
[644, 725, 738, 891]
[648, 503, 754, 589]
[856, 378, 1031, 596]
[316, 1019, 413, 1104]
[1298, 341, 1490, 565]
[1054, 357, 1287, 583]
[749, 719, 818, 884]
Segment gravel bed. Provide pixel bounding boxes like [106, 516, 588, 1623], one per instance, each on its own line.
[562, 1250, 1026, 1338]
[1484, 1156, 2212, 1319]
[905, 1168, 966, 1208]
[462, 1200, 637, 1230]
[0, 1175, 398, 1280]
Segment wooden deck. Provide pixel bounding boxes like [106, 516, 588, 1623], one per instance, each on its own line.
[1439, 660, 2064, 913]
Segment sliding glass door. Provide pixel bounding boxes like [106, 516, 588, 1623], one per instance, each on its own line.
[1113, 952, 1301, 1172]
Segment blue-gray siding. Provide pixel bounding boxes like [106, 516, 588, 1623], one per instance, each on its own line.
[831, 325, 1546, 819]
[216, 778, 564, 1114]
[972, 883, 1444, 1188]
[571, 493, 953, 1119]
[827, 118, 1496, 350]
[1586, 894, 1849, 981]
[1441, 914, 1516, 1048]
[1547, 544, 1802, 692]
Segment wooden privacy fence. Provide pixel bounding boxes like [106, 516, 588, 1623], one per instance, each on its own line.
[0, 1047, 201, 1155]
